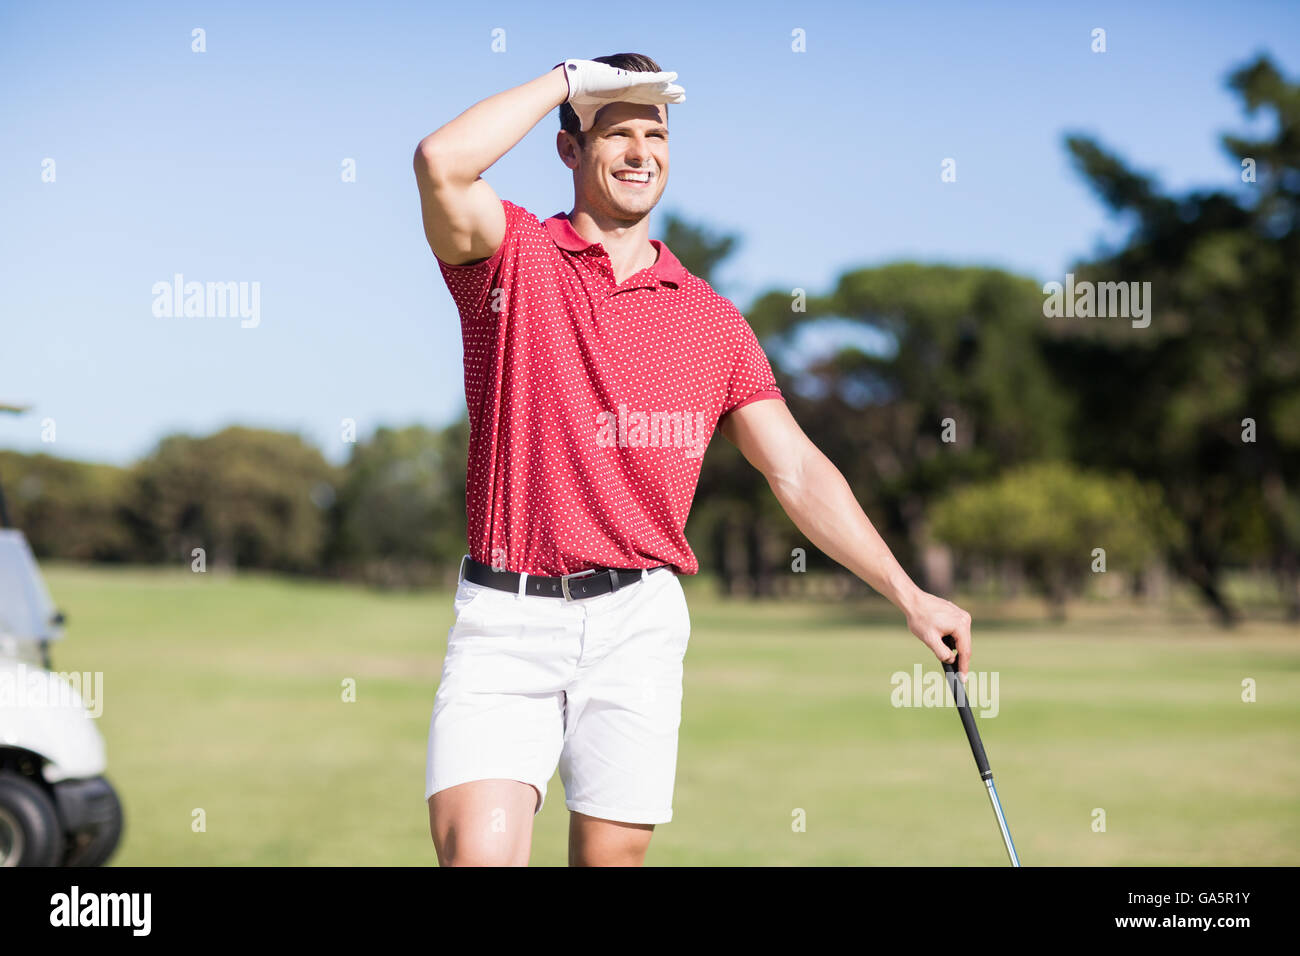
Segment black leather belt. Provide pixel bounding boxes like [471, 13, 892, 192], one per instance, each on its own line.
[460, 555, 671, 601]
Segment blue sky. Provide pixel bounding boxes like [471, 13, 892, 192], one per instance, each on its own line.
[1, 0, 1296, 467]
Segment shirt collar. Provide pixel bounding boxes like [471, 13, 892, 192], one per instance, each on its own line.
[544, 212, 688, 287]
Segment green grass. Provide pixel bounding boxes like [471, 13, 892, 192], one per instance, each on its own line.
[31, 563, 1300, 866]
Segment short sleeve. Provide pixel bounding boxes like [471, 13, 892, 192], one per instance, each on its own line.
[722, 317, 784, 416]
[435, 198, 527, 321]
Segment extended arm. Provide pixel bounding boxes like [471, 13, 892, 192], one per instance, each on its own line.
[719, 398, 974, 677]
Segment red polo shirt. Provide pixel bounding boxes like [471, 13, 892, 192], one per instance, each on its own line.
[437, 198, 783, 576]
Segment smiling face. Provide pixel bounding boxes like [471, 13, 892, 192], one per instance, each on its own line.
[558, 101, 669, 224]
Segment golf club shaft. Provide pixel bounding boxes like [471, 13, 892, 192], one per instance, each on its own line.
[941, 636, 1021, 866]
[984, 777, 1020, 867]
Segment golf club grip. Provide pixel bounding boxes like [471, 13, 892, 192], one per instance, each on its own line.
[941, 636, 992, 779]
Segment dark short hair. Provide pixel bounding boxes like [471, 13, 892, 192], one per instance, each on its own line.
[559, 53, 665, 148]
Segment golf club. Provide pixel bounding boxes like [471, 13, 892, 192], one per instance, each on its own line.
[941, 634, 1021, 866]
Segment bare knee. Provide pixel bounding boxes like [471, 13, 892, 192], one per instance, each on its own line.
[428, 780, 538, 866]
[433, 824, 522, 866]
[568, 813, 654, 866]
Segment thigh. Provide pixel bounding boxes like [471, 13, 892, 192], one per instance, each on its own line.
[560, 572, 691, 825]
[429, 779, 539, 866]
[427, 580, 576, 790]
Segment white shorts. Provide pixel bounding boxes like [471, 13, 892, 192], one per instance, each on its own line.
[424, 563, 691, 825]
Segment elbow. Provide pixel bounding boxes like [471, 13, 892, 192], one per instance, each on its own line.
[765, 443, 818, 505]
[765, 459, 807, 506]
[414, 136, 463, 187]
[414, 137, 444, 178]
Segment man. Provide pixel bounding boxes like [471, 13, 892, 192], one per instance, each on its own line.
[415, 53, 973, 867]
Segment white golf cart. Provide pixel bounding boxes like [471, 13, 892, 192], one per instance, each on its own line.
[0, 404, 123, 866]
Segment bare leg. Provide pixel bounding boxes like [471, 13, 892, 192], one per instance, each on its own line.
[429, 779, 540, 866]
[568, 811, 655, 866]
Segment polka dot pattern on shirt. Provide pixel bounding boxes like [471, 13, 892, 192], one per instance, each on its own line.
[436, 198, 784, 576]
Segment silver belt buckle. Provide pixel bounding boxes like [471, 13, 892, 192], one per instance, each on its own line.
[560, 568, 599, 601]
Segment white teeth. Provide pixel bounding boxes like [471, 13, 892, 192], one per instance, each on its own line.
[615, 171, 650, 183]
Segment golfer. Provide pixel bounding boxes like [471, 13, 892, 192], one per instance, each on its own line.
[415, 53, 974, 866]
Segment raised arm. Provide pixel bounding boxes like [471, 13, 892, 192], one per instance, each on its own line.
[719, 399, 974, 678]
[414, 60, 684, 265]
[414, 67, 570, 264]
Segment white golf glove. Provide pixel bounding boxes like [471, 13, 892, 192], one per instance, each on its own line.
[555, 58, 685, 132]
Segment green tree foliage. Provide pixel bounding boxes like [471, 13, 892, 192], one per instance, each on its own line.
[0, 451, 134, 560]
[930, 462, 1182, 618]
[125, 427, 337, 572]
[1051, 54, 1300, 623]
[325, 420, 469, 587]
[660, 212, 738, 285]
[744, 264, 1073, 591]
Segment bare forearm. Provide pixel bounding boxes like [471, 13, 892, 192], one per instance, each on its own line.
[417, 67, 569, 185]
[767, 447, 922, 613]
[722, 398, 972, 671]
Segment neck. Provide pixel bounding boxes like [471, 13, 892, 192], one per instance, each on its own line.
[567, 204, 658, 282]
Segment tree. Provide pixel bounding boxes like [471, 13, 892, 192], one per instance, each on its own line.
[744, 264, 1074, 593]
[930, 462, 1182, 619]
[1050, 54, 1300, 623]
[0, 451, 134, 561]
[126, 427, 337, 572]
[325, 420, 469, 587]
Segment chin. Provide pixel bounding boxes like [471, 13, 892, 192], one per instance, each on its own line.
[612, 192, 662, 217]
